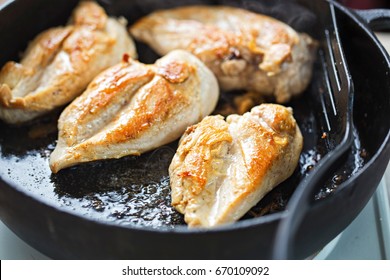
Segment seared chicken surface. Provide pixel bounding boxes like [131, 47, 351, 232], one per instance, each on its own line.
[131, 5, 316, 103]
[50, 50, 219, 173]
[0, 1, 137, 124]
[169, 104, 303, 227]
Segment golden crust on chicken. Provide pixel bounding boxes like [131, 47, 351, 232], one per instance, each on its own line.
[0, 1, 137, 124]
[130, 5, 317, 103]
[49, 50, 219, 173]
[169, 104, 303, 227]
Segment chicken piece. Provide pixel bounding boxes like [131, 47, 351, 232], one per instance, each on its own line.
[0, 1, 137, 124]
[49, 50, 219, 173]
[130, 5, 317, 103]
[169, 104, 303, 227]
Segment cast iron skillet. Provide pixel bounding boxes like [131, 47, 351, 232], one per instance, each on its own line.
[0, 0, 389, 259]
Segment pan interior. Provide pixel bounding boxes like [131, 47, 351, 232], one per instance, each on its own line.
[0, 0, 369, 229]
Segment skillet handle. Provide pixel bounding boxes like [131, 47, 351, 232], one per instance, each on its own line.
[354, 9, 390, 30]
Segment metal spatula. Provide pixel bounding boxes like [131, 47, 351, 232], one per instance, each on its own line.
[273, 1, 354, 259]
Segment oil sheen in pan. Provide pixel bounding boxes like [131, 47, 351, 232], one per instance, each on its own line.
[0, 93, 367, 229]
[0, 44, 367, 229]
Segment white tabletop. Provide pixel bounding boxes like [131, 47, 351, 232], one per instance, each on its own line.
[0, 220, 49, 260]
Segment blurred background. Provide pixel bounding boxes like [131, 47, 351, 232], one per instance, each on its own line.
[340, 0, 390, 9]
[1, 1, 389, 10]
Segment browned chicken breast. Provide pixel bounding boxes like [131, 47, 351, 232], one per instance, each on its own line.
[0, 1, 137, 124]
[169, 104, 303, 227]
[50, 50, 219, 173]
[131, 5, 317, 103]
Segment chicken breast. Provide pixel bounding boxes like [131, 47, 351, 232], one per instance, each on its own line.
[130, 5, 317, 103]
[0, 1, 137, 124]
[50, 50, 219, 173]
[169, 104, 303, 227]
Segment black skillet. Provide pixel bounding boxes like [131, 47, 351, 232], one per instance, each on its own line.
[0, 0, 389, 259]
